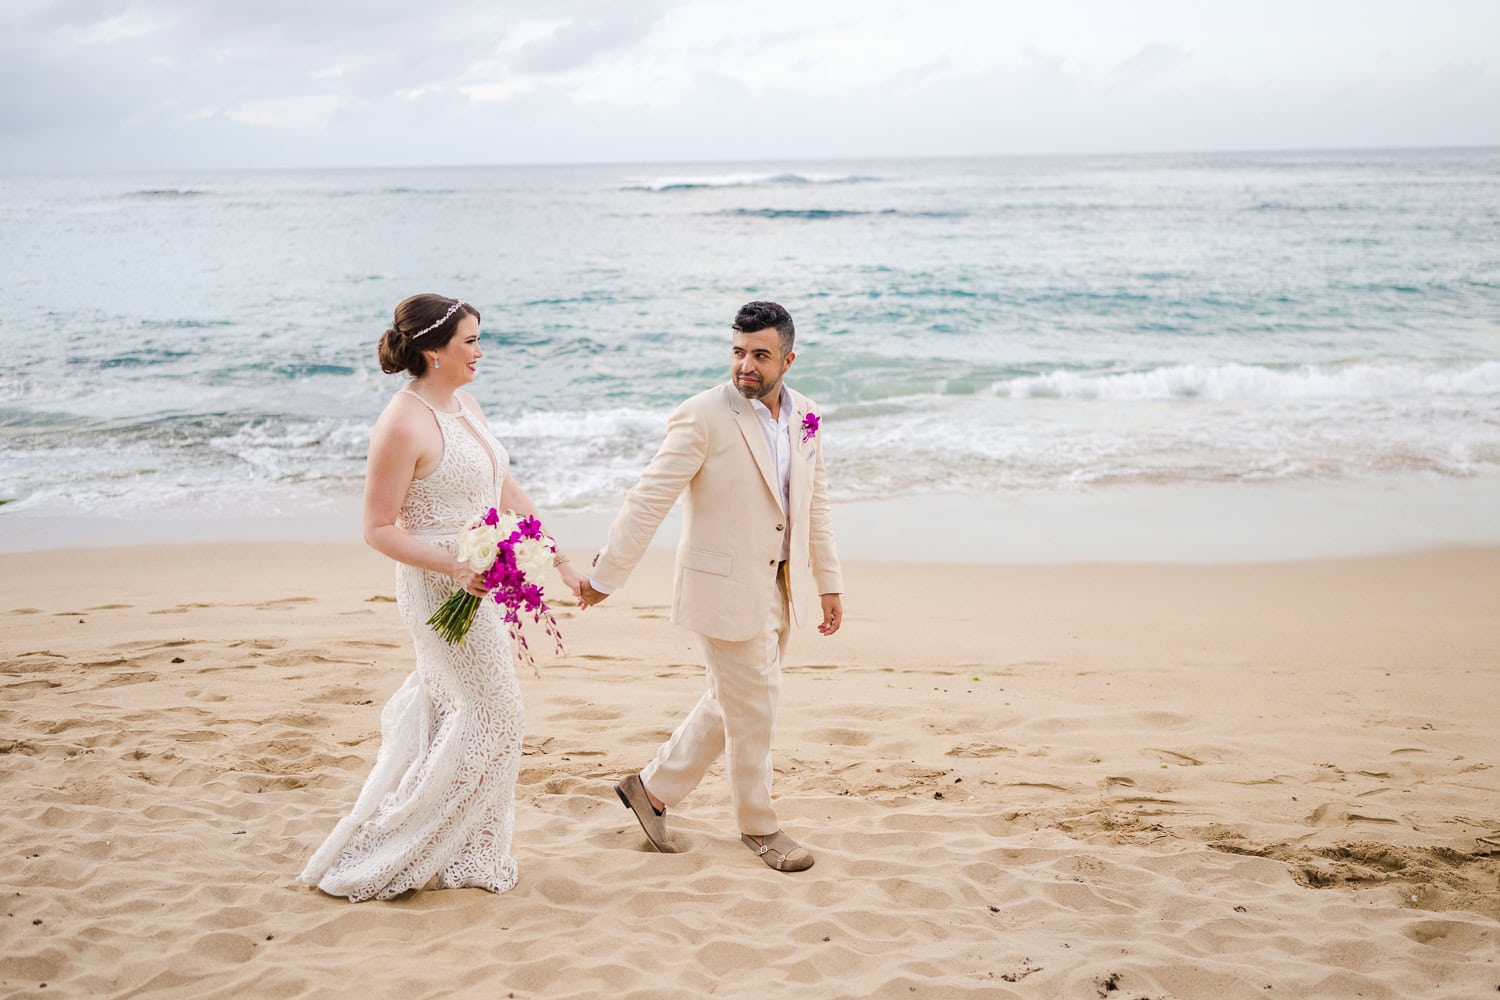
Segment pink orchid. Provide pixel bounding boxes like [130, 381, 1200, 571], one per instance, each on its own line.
[801, 412, 820, 443]
[428, 509, 566, 675]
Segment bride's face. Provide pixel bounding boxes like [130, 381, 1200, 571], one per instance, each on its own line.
[429, 315, 483, 383]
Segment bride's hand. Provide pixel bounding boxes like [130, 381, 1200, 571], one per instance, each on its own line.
[448, 558, 489, 597]
[556, 562, 587, 599]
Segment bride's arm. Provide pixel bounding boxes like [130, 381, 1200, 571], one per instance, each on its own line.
[362, 406, 484, 593]
[463, 389, 586, 596]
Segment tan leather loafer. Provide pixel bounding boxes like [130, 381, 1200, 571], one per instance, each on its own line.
[741, 830, 814, 872]
[614, 773, 674, 853]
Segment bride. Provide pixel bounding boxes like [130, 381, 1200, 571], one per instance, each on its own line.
[298, 293, 586, 902]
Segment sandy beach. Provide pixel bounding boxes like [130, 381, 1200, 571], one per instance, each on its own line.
[2, 542, 1498, 999]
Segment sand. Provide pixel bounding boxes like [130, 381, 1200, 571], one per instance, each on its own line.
[1, 542, 1497, 999]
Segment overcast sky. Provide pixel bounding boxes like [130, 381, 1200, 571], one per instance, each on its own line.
[3, 0, 1498, 172]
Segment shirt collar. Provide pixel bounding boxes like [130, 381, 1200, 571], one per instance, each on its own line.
[748, 384, 792, 425]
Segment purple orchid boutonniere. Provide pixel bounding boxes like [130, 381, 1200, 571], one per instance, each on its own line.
[801, 412, 820, 443]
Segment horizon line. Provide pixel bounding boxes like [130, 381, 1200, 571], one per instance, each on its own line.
[3, 142, 1498, 178]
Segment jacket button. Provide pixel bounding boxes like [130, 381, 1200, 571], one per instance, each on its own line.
[775, 524, 784, 531]
[768, 559, 776, 566]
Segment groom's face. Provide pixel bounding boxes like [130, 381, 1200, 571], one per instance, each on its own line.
[731, 328, 794, 402]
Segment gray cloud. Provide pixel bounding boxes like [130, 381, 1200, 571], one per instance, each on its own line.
[1110, 43, 1189, 86]
[0, 0, 674, 136]
[881, 57, 957, 94]
[1, 2, 1497, 171]
[510, 8, 668, 74]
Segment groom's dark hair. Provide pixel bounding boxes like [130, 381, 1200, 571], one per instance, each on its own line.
[732, 301, 795, 356]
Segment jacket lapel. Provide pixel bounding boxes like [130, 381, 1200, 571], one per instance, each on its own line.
[728, 385, 782, 507]
[787, 399, 809, 514]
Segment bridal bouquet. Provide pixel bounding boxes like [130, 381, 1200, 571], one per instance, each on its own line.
[427, 508, 564, 670]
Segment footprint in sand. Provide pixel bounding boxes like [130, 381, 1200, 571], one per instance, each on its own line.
[1346, 813, 1401, 824]
[1306, 803, 1403, 826]
[1147, 748, 1205, 766]
[9, 651, 66, 666]
[1138, 711, 1192, 729]
[96, 671, 159, 688]
[79, 657, 130, 668]
[1403, 919, 1495, 950]
[263, 710, 329, 729]
[1007, 781, 1072, 793]
[265, 652, 365, 669]
[572, 707, 623, 721]
[173, 730, 225, 743]
[308, 685, 377, 705]
[946, 743, 1015, 758]
[811, 727, 872, 747]
[250, 596, 317, 610]
[590, 825, 697, 857]
[114, 638, 199, 654]
[1, 679, 63, 699]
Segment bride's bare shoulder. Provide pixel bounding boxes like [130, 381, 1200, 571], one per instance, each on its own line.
[372, 391, 435, 442]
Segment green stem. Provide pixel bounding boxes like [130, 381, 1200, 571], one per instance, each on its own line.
[427, 591, 481, 644]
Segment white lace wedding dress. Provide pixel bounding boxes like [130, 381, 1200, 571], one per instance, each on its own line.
[298, 390, 524, 901]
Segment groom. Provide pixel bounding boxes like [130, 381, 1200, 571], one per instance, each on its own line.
[578, 300, 844, 873]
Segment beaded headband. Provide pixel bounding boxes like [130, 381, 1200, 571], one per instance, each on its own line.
[407, 300, 466, 340]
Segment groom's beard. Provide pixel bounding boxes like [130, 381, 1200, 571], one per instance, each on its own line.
[735, 372, 781, 401]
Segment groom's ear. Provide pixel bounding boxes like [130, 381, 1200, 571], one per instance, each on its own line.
[782, 350, 795, 372]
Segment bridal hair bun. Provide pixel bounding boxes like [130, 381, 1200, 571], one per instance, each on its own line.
[378, 294, 481, 377]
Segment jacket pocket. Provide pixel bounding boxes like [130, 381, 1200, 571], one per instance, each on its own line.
[682, 546, 731, 577]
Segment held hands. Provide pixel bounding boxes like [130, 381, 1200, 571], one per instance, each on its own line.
[818, 593, 843, 636]
[556, 562, 588, 600]
[577, 579, 609, 609]
[549, 556, 600, 608]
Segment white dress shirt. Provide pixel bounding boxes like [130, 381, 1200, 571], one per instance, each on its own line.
[749, 385, 793, 562]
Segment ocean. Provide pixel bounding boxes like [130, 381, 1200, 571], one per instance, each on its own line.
[2, 148, 1499, 554]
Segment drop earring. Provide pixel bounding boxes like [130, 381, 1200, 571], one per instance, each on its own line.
[433, 358, 440, 369]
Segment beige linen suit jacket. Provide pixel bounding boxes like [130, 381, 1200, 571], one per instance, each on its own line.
[592, 381, 843, 642]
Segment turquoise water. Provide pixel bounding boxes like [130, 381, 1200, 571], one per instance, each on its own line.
[1, 149, 1498, 525]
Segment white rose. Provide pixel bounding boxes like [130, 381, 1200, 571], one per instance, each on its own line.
[457, 524, 501, 573]
[513, 537, 553, 578]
